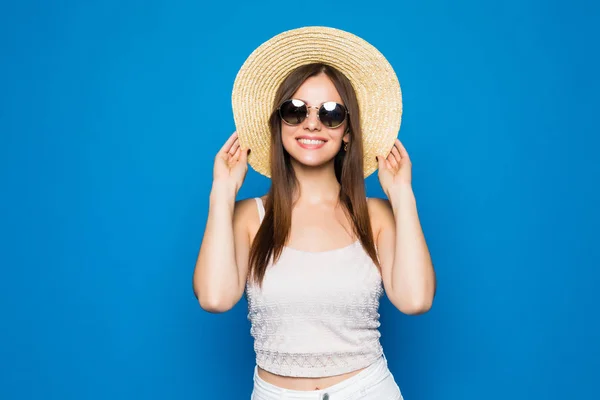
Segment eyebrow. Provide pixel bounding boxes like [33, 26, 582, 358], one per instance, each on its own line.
[296, 98, 344, 107]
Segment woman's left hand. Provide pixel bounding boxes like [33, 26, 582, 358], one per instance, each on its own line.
[377, 138, 412, 197]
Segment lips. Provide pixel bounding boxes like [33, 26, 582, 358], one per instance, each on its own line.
[296, 136, 327, 149]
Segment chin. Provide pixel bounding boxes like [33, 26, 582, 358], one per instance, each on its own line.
[284, 143, 337, 167]
[287, 151, 339, 169]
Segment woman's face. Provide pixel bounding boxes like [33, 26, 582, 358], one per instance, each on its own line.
[281, 73, 349, 170]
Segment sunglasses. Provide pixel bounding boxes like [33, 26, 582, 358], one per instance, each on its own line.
[277, 99, 349, 129]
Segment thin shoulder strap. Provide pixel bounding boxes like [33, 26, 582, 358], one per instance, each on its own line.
[254, 197, 265, 223]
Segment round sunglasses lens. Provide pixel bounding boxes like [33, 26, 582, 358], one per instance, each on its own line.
[319, 102, 347, 128]
[279, 99, 307, 125]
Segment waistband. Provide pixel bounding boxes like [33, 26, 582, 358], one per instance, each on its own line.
[252, 354, 390, 399]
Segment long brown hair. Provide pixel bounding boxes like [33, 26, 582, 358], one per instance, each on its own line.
[248, 63, 380, 287]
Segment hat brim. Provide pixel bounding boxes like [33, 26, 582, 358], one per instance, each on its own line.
[232, 26, 402, 178]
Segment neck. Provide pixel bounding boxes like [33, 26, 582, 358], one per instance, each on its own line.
[290, 159, 340, 204]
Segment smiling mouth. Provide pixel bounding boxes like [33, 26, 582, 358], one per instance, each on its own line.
[297, 138, 327, 145]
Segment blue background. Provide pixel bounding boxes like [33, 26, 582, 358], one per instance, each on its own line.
[1, 0, 598, 399]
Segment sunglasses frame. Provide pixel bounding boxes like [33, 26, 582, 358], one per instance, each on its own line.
[277, 99, 350, 129]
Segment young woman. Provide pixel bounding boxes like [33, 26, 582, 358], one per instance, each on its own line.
[193, 27, 436, 400]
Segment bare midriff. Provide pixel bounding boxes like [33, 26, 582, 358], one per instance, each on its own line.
[256, 365, 367, 391]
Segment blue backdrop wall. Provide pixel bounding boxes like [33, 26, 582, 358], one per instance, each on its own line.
[1, 1, 598, 399]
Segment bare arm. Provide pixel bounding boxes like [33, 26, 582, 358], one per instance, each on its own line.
[374, 139, 436, 315]
[371, 193, 436, 315]
[192, 132, 252, 313]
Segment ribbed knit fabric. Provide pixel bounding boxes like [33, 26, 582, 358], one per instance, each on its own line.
[245, 198, 384, 378]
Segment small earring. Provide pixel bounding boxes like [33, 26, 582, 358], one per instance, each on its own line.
[344, 142, 349, 151]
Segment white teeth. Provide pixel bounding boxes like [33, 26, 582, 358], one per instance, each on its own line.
[298, 138, 325, 145]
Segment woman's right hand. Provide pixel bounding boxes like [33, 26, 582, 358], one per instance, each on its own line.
[213, 131, 250, 192]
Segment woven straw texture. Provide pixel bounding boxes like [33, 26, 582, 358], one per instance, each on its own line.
[231, 26, 402, 178]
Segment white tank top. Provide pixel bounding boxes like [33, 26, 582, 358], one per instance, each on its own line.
[245, 197, 384, 377]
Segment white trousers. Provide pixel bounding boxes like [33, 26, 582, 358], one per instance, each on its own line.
[251, 355, 403, 400]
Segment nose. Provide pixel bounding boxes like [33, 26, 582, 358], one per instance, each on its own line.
[303, 106, 321, 131]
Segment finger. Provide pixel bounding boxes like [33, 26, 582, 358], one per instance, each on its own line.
[229, 139, 240, 155]
[387, 152, 398, 169]
[386, 159, 393, 170]
[391, 145, 402, 163]
[219, 131, 239, 155]
[376, 154, 387, 170]
[395, 139, 410, 160]
[231, 146, 242, 163]
[239, 147, 250, 164]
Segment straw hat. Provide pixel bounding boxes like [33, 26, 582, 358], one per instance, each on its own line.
[231, 26, 402, 178]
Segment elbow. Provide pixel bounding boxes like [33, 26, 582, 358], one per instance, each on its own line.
[194, 286, 236, 313]
[392, 294, 434, 315]
[198, 295, 235, 313]
[392, 276, 437, 315]
[400, 299, 433, 315]
[192, 275, 237, 313]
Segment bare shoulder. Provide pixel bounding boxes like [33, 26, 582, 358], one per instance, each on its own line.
[367, 197, 393, 217]
[233, 197, 259, 223]
[367, 197, 395, 239]
[233, 195, 267, 239]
